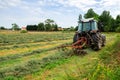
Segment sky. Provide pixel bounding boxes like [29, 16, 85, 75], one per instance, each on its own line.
[0, 0, 120, 28]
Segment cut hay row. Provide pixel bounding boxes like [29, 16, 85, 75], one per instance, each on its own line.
[0, 42, 72, 69]
[0, 46, 73, 79]
[0, 31, 74, 79]
[0, 40, 71, 56]
[0, 32, 74, 46]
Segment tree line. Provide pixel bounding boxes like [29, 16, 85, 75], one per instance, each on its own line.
[26, 19, 58, 31]
[83, 8, 120, 32]
[0, 23, 21, 30]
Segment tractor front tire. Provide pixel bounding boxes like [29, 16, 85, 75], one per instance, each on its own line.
[73, 34, 79, 43]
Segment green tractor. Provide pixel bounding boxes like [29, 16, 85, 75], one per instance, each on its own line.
[73, 16, 106, 51]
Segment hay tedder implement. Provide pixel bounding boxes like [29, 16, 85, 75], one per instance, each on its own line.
[61, 15, 106, 55]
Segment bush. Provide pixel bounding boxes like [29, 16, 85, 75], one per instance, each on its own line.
[115, 27, 120, 32]
[104, 26, 109, 32]
[20, 30, 27, 33]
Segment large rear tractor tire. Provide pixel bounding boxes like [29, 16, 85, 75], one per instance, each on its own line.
[91, 33, 102, 50]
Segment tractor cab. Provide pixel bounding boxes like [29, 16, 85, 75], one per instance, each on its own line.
[78, 18, 98, 32]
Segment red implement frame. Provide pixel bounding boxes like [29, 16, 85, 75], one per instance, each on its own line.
[72, 37, 87, 49]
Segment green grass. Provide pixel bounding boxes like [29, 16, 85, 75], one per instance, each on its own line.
[0, 49, 72, 80]
[0, 31, 120, 80]
[0, 31, 74, 80]
[0, 31, 74, 46]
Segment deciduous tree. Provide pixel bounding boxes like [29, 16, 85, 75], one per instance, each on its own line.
[12, 23, 20, 31]
[38, 22, 44, 31]
[84, 8, 99, 20]
[99, 11, 112, 31]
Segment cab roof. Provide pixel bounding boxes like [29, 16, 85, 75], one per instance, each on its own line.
[80, 18, 97, 22]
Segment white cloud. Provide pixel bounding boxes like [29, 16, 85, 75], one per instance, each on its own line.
[0, 0, 22, 8]
[38, 0, 44, 6]
[100, 0, 120, 7]
[68, 0, 97, 6]
[55, 0, 120, 18]
[37, 0, 60, 7]
[55, 0, 98, 11]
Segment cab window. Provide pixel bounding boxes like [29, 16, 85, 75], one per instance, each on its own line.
[78, 23, 82, 31]
[82, 22, 90, 31]
[91, 22, 98, 30]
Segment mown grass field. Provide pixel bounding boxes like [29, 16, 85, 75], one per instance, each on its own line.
[0, 30, 120, 80]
